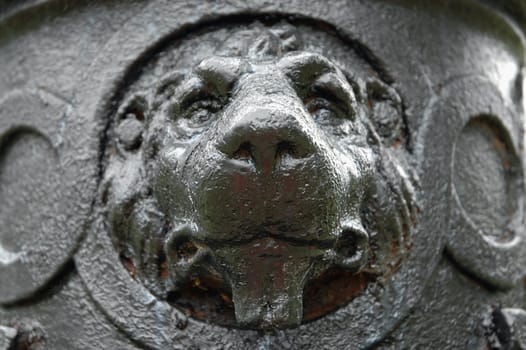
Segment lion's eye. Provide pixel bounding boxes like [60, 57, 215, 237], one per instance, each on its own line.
[185, 97, 222, 128]
[304, 94, 347, 125]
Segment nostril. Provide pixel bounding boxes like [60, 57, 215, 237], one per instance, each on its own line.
[276, 141, 297, 159]
[232, 142, 254, 162]
[335, 221, 369, 272]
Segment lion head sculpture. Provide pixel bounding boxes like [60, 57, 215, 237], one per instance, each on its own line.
[100, 21, 417, 329]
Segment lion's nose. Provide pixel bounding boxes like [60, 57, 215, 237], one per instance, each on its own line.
[218, 107, 315, 174]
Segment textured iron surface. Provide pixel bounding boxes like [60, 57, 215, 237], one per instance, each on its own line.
[0, 0, 525, 349]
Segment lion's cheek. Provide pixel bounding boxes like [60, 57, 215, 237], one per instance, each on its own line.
[150, 146, 196, 221]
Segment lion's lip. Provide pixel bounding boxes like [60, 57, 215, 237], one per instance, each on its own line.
[194, 231, 337, 249]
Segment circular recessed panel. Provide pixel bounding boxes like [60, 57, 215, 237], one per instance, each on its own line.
[453, 117, 520, 243]
[423, 76, 526, 289]
[0, 91, 98, 303]
[102, 21, 389, 327]
[0, 130, 60, 259]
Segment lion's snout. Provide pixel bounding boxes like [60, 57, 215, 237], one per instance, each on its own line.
[217, 105, 315, 175]
[192, 108, 344, 243]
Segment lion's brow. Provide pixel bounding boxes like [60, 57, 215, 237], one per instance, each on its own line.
[277, 52, 337, 83]
[194, 56, 244, 94]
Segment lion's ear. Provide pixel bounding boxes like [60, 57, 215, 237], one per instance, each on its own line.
[113, 94, 148, 153]
[365, 79, 405, 147]
[419, 76, 526, 289]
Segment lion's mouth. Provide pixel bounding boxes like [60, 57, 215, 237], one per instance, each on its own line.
[163, 220, 370, 329]
[195, 229, 337, 249]
[210, 236, 328, 329]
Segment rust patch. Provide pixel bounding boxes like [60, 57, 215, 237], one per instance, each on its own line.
[176, 240, 198, 262]
[390, 240, 400, 257]
[159, 261, 169, 280]
[168, 273, 236, 325]
[491, 136, 511, 170]
[120, 254, 136, 279]
[391, 138, 403, 148]
[474, 118, 513, 171]
[302, 268, 372, 321]
[166, 267, 375, 327]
